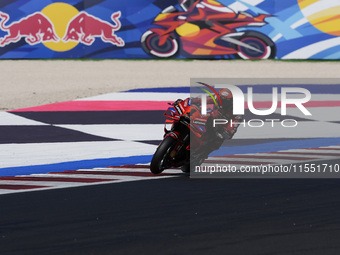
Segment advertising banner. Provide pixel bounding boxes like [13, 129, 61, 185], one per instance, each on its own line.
[0, 0, 339, 59]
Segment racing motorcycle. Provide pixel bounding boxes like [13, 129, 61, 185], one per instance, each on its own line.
[150, 84, 221, 174]
[141, 5, 276, 59]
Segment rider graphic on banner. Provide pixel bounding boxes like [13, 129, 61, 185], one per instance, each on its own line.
[178, 0, 237, 33]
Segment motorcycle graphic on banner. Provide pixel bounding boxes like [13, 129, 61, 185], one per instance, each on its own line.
[141, 4, 276, 59]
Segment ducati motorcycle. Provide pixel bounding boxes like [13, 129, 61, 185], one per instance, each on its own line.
[150, 97, 210, 174]
[141, 5, 276, 59]
[150, 81, 227, 174]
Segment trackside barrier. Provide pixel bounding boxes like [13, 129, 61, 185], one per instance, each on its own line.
[0, 0, 339, 59]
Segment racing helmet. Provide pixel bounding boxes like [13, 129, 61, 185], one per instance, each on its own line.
[218, 88, 233, 111]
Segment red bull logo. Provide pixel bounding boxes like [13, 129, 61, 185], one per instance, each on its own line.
[0, 3, 124, 52]
[63, 11, 124, 47]
[0, 12, 59, 46]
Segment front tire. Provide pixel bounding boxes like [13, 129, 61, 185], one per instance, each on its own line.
[150, 136, 177, 174]
[181, 164, 190, 173]
[232, 31, 276, 59]
[141, 30, 179, 58]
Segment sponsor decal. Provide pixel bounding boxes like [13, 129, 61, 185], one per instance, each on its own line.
[193, 120, 206, 126]
[174, 104, 183, 115]
[0, 3, 124, 52]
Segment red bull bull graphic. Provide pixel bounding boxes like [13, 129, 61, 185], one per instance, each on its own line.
[0, 2, 124, 52]
[62, 11, 124, 47]
[0, 12, 59, 46]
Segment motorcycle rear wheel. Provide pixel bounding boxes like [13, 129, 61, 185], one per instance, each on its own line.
[232, 31, 276, 59]
[150, 136, 177, 174]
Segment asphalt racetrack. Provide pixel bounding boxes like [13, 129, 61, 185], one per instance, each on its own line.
[1, 62, 340, 254]
[1, 173, 340, 254]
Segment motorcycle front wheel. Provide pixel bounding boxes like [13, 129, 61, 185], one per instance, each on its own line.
[150, 136, 177, 174]
[141, 30, 179, 59]
[232, 31, 276, 59]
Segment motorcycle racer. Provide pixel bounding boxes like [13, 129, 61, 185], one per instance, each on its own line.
[197, 88, 242, 152]
[175, 88, 243, 158]
[150, 85, 243, 174]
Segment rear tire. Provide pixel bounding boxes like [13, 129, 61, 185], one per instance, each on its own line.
[232, 31, 276, 59]
[150, 136, 177, 174]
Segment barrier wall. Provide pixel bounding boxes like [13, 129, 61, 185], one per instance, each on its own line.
[0, 0, 339, 59]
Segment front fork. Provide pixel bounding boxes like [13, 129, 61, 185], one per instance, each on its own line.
[163, 128, 190, 166]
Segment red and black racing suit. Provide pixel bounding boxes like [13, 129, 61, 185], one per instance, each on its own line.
[193, 97, 242, 153]
[174, 96, 242, 155]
